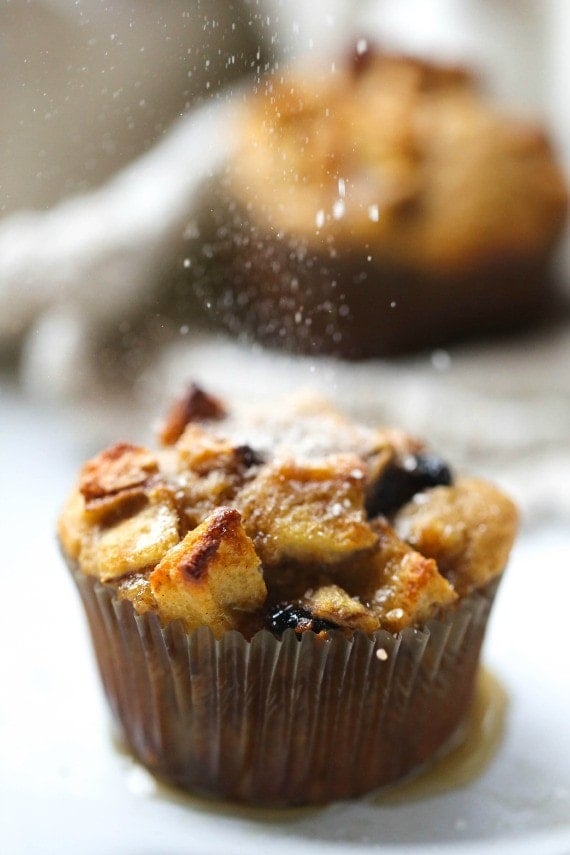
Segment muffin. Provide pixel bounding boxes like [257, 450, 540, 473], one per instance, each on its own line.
[58, 384, 518, 805]
[184, 46, 568, 358]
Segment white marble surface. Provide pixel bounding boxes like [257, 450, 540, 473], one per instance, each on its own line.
[1, 380, 569, 855]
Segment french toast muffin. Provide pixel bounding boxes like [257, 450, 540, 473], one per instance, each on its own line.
[58, 384, 518, 805]
[185, 46, 568, 358]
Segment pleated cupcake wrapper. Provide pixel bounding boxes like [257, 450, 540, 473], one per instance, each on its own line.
[72, 568, 499, 806]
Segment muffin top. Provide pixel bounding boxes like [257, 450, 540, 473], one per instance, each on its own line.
[58, 385, 518, 638]
[229, 47, 567, 275]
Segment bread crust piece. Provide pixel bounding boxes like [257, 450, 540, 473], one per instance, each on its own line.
[79, 442, 158, 503]
[115, 573, 156, 614]
[393, 477, 518, 593]
[149, 507, 266, 637]
[355, 518, 457, 632]
[235, 454, 377, 566]
[303, 584, 380, 634]
[158, 383, 226, 446]
[57, 487, 88, 561]
[175, 424, 264, 527]
[78, 485, 180, 582]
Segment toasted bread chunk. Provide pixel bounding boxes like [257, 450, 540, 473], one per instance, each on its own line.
[357, 519, 457, 632]
[177, 425, 262, 476]
[236, 454, 377, 565]
[149, 507, 266, 636]
[82, 486, 152, 525]
[393, 478, 518, 592]
[79, 486, 180, 582]
[116, 573, 157, 614]
[79, 442, 158, 503]
[175, 425, 263, 525]
[57, 487, 88, 561]
[304, 585, 380, 634]
[158, 383, 226, 445]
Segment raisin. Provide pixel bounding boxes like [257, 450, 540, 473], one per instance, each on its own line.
[234, 445, 264, 469]
[366, 453, 452, 517]
[158, 383, 225, 445]
[266, 603, 339, 636]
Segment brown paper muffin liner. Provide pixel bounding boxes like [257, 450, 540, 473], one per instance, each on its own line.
[71, 567, 500, 806]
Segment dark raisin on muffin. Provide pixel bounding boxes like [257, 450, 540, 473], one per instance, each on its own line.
[265, 602, 340, 636]
[366, 452, 453, 518]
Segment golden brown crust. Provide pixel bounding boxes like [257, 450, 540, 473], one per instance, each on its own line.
[358, 518, 457, 632]
[79, 443, 158, 504]
[177, 424, 261, 478]
[116, 573, 156, 614]
[173, 425, 264, 529]
[348, 48, 473, 89]
[304, 584, 379, 634]
[78, 485, 180, 582]
[393, 478, 519, 593]
[57, 487, 88, 561]
[158, 383, 226, 445]
[149, 507, 266, 636]
[236, 455, 377, 566]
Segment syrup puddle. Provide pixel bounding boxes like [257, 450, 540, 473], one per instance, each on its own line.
[375, 667, 509, 804]
[119, 667, 508, 816]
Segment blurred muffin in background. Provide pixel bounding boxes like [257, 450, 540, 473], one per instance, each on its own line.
[184, 45, 568, 359]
